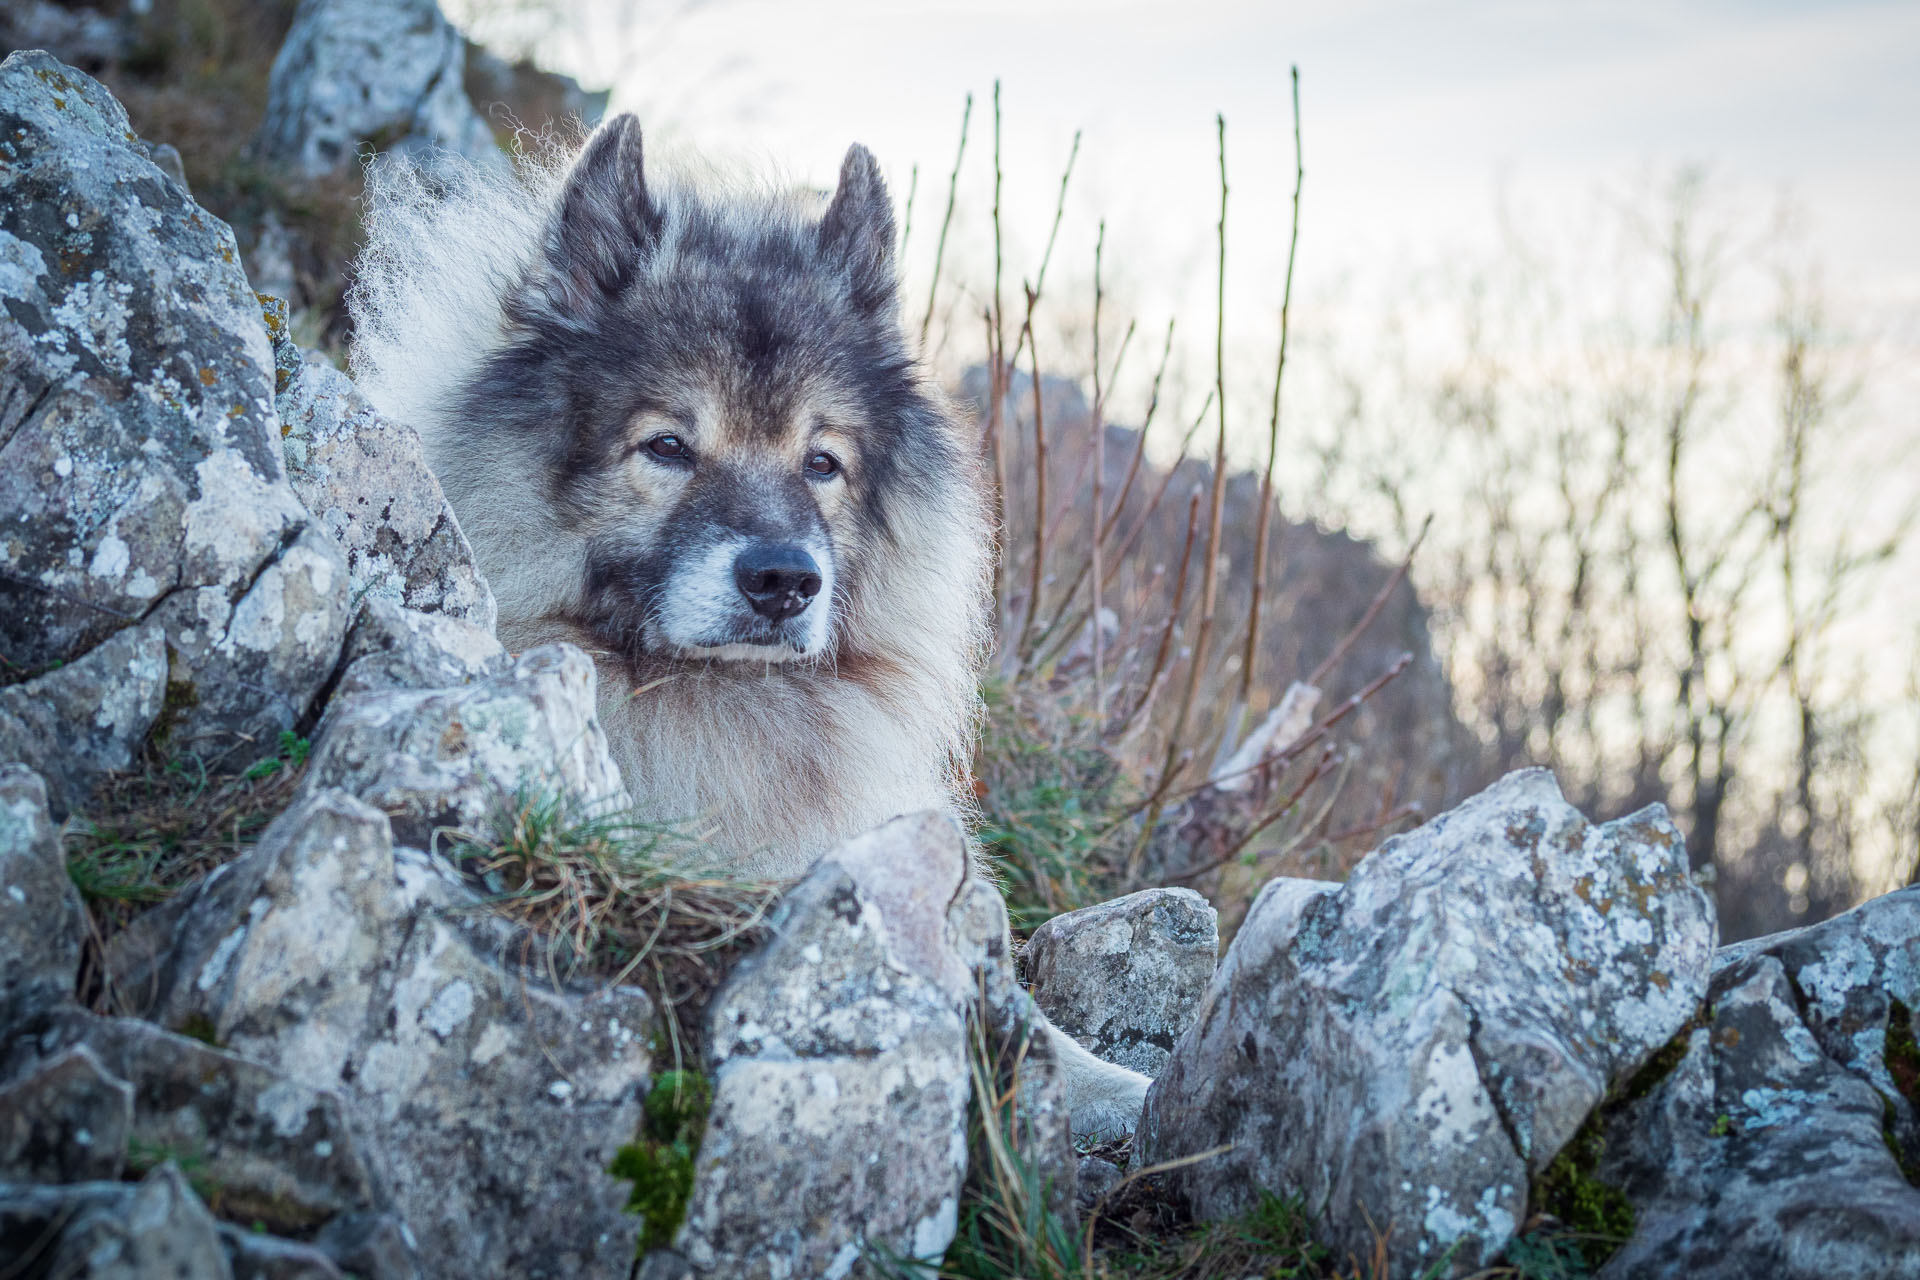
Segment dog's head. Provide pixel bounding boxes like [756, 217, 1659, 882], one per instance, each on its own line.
[462, 115, 965, 665]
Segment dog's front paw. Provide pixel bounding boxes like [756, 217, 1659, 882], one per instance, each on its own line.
[1064, 1059, 1151, 1143]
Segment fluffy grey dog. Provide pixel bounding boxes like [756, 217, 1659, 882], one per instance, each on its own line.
[350, 115, 1149, 1137]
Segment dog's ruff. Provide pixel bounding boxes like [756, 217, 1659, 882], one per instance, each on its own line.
[349, 116, 1150, 1138]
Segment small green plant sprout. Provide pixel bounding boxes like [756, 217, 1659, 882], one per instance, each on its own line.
[1498, 1229, 1595, 1280]
[1710, 1113, 1735, 1138]
[65, 730, 313, 1012]
[243, 730, 310, 781]
[608, 1069, 712, 1255]
[1527, 1117, 1635, 1273]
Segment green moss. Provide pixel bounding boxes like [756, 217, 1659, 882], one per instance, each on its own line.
[1619, 1026, 1695, 1103]
[1529, 1115, 1635, 1271]
[176, 1012, 223, 1048]
[609, 1069, 711, 1254]
[1882, 997, 1920, 1185]
[149, 663, 199, 746]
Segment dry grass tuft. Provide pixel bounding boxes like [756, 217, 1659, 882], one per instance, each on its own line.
[446, 786, 782, 1045]
[65, 729, 311, 1006]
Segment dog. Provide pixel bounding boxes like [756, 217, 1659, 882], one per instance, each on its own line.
[349, 114, 1150, 1139]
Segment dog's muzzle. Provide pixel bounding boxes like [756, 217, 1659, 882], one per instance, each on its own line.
[733, 541, 822, 622]
[652, 532, 835, 659]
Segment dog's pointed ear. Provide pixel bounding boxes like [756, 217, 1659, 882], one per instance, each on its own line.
[818, 144, 897, 315]
[541, 114, 658, 320]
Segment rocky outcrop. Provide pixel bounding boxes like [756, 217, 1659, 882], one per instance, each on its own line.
[0, 50, 349, 775]
[6, 46, 1916, 1280]
[0, 766, 85, 1028]
[0, 622, 165, 816]
[108, 779, 654, 1280]
[0, 1163, 235, 1280]
[305, 642, 626, 847]
[333, 595, 506, 698]
[1135, 769, 1716, 1276]
[0, 1041, 130, 1183]
[650, 812, 1077, 1279]
[1025, 886, 1217, 1076]
[270, 303, 495, 630]
[1590, 888, 1920, 1278]
[258, 0, 498, 177]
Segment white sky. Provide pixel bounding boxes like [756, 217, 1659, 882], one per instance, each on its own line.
[472, 0, 1920, 327]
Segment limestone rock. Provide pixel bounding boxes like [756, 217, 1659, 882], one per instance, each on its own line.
[1721, 883, 1920, 1171]
[671, 812, 976, 1277]
[219, 1226, 349, 1280]
[0, 52, 347, 765]
[259, 0, 498, 177]
[1590, 891, 1920, 1278]
[3, 1009, 384, 1229]
[1135, 769, 1716, 1276]
[271, 316, 494, 630]
[1026, 886, 1218, 1076]
[0, 622, 165, 816]
[333, 597, 504, 698]
[0, 1163, 235, 1280]
[313, 1211, 420, 1280]
[1076, 1155, 1123, 1215]
[0, 1, 129, 73]
[0, 1042, 132, 1182]
[304, 642, 626, 846]
[661, 812, 1077, 1277]
[0, 765, 84, 1029]
[130, 786, 653, 1279]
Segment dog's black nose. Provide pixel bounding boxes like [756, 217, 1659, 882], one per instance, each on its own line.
[733, 543, 822, 621]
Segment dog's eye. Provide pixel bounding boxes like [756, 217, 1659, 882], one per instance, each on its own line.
[644, 434, 689, 462]
[806, 451, 840, 478]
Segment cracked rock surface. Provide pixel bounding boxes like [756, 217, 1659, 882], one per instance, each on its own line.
[304, 641, 626, 847]
[1592, 888, 1920, 1279]
[0, 1163, 235, 1280]
[1134, 768, 1715, 1276]
[1026, 886, 1218, 1076]
[270, 309, 495, 630]
[654, 811, 1076, 1279]
[258, 0, 499, 177]
[0, 765, 85, 1029]
[0, 50, 347, 774]
[106, 786, 654, 1280]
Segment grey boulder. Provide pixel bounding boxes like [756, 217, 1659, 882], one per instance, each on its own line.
[1134, 768, 1716, 1276]
[1720, 882, 1920, 1171]
[1591, 889, 1920, 1278]
[0, 622, 166, 817]
[0, 765, 85, 1028]
[0, 1042, 132, 1182]
[271, 313, 495, 630]
[660, 811, 1077, 1279]
[0, 52, 347, 767]
[0, 1163, 234, 1280]
[6, 1013, 382, 1234]
[124, 786, 654, 1280]
[258, 0, 498, 177]
[1025, 886, 1218, 1076]
[332, 595, 506, 698]
[304, 642, 626, 847]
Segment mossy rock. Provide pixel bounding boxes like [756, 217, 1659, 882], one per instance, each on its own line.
[609, 1069, 712, 1254]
